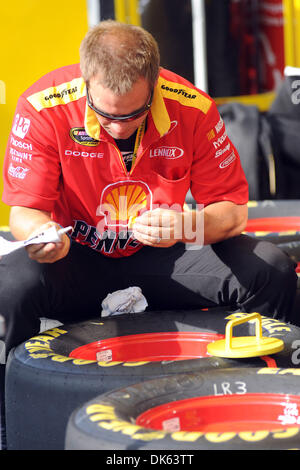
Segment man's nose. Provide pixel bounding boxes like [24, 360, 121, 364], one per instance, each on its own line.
[107, 120, 133, 137]
[109, 120, 129, 129]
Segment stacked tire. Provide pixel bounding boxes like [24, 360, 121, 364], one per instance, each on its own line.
[65, 367, 300, 450]
[5, 200, 300, 450]
[5, 308, 300, 449]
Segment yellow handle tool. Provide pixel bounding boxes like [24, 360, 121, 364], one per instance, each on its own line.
[207, 312, 284, 358]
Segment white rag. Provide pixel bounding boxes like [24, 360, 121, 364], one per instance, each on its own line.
[101, 286, 148, 317]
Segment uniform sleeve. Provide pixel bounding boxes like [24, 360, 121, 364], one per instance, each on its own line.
[2, 95, 61, 212]
[190, 100, 249, 207]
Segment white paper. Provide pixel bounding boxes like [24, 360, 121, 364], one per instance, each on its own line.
[0, 225, 73, 256]
[284, 66, 300, 77]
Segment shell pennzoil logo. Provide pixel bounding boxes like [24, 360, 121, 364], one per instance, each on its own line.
[97, 181, 152, 229]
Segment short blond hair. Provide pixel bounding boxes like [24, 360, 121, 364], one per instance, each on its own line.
[80, 20, 160, 95]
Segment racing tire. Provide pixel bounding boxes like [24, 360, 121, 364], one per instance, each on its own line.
[5, 308, 300, 450]
[65, 367, 300, 450]
[247, 200, 300, 219]
[245, 201, 300, 244]
[244, 216, 300, 245]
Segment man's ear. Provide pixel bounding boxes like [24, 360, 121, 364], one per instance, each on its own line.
[153, 71, 160, 88]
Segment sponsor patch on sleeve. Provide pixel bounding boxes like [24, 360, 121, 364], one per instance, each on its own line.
[12, 114, 31, 139]
[27, 77, 85, 112]
[159, 77, 212, 113]
[219, 151, 236, 169]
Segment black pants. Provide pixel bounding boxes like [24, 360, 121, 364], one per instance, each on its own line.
[0, 234, 297, 356]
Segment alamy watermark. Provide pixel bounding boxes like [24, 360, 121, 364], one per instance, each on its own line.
[0, 80, 5, 104]
[96, 199, 204, 249]
[291, 79, 300, 105]
[291, 340, 300, 365]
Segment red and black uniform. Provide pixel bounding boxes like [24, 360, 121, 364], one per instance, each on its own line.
[0, 65, 296, 355]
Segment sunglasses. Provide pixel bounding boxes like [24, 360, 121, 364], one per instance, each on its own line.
[86, 86, 153, 122]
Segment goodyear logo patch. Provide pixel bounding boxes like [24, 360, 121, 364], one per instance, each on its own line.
[27, 77, 86, 112]
[159, 77, 212, 114]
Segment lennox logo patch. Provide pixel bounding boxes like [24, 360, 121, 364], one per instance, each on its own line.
[150, 146, 184, 159]
[70, 127, 99, 147]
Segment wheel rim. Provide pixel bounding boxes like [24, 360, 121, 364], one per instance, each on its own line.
[68, 332, 224, 362]
[136, 393, 300, 432]
[245, 216, 300, 231]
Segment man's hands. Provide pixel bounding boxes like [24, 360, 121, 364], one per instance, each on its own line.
[132, 208, 195, 247]
[9, 201, 247, 261]
[26, 221, 71, 263]
[9, 207, 71, 264]
[131, 202, 248, 248]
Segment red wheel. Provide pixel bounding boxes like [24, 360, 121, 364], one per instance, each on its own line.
[7, 309, 300, 450]
[136, 393, 300, 433]
[244, 216, 300, 244]
[246, 217, 300, 232]
[65, 367, 300, 450]
[69, 332, 225, 362]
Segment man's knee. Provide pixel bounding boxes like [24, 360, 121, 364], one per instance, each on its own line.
[0, 251, 45, 331]
[235, 239, 297, 320]
[215, 235, 297, 288]
[0, 258, 44, 303]
[252, 240, 297, 290]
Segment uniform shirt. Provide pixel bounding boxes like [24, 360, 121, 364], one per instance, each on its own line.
[2, 64, 248, 258]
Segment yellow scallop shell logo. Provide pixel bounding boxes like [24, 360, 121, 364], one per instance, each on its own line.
[97, 181, 152, 228]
